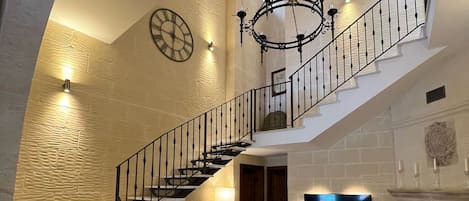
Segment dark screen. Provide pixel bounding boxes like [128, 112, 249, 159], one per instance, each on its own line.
[304, 194, 372, 201]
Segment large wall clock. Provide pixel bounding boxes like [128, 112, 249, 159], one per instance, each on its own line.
[150, 8, 194, 62]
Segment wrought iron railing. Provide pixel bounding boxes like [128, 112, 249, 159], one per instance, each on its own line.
[116, 0, 426, 199]
[115, 81, 293, 200]
[289, 0, 426, 124]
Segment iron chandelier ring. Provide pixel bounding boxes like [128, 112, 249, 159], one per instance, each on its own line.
[247, 0, 326, 50]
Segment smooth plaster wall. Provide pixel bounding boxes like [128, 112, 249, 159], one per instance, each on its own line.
[0, 0, 53, 200]
[392, 49, 469, 189]
[225, 0, 266, 99]
[288, 111, 396, 201]
[14, 0, 227, 200]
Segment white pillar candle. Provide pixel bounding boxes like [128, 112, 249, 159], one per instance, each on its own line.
[414, 163, 419, 176]
[465, 158, 468, 172]
[398, 160, 403, 172]
[433, 158, 438, 172]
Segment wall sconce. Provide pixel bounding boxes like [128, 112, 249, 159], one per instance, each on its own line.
[208, 41, 214, 51]
[63, 79, 71, 93]
[215, 187, 234, 201]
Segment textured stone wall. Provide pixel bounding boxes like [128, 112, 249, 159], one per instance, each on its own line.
[0, 0, 53, 200]
[14, 0, 228, 200]
[288, 111, 396, 201]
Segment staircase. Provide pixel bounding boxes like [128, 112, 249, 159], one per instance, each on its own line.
[124, 138, 253, 201]
[115, 0, 442, 200]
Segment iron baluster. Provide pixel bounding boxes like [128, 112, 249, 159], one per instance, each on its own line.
[309, 62, 313, 106]
[396, 0, 400, 39]
[405, 0, 409, 33]
[203, 113, 208, 169]
[380, 1, 385, 52]
[141, 149, 146, 199]
[289, 75, 294, 127]
[150, 142, 155, 201]
[215, 108, 218, 147]
[415, 0, 418, 27]
[316, 56, 319, 102]
[172, 130, 176, 188]
[125, 160, 129, 201]
[349, 28, 353, 75]
[158, 140, 162, 200]
[388, 0, 392, 46]
[115, 166, 121, 201]
[134, 153, 138, 201]
[342, 34, 346, 80]
[364, 16, 369, 64]
[253, 90, 257, 132]
[328, 45, 332, 94]
[357, 21, 361, 70]
[335, 40, 339, 88]
[303, 66, 306, 113]
[372, 9, 377, 59]
[250, 90, 254, 140]
[322, 51, 325, 100]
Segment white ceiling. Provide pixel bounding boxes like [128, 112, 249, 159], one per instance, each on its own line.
[49, 0, 158, 44]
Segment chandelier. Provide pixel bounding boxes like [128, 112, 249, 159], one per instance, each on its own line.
[237, 0, 338, 63]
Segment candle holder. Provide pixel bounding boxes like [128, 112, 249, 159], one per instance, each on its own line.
[433, 169, 440, 189]
[413, 172, 420, 189]
[465, 170, 469, 189]
[397, 169, 404, 188]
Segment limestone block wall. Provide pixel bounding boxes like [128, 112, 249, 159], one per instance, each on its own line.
[392, 49, 469, 189]
[14, 0, 228, 200]
[288, 111, 396, 201]
[186, 154, 266, 201]
[0, 0, 53, 200]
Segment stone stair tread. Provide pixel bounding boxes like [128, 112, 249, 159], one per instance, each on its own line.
[128, 196, 185, 201]
[212, 146, 246, 152]
[162, 174, 213, 179]
[211, 140, 253, 149]
[203, 149, 243, 156]
[146, 185, 199, 189]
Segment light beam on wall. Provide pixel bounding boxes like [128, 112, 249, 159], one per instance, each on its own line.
[215, 187, 234, 201]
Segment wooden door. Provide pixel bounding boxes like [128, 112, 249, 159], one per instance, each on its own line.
[267, 166, 287, 201]
[240, 164, 264, 201]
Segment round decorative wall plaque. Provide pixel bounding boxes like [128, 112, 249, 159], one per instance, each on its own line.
[425, 121, 457, 166]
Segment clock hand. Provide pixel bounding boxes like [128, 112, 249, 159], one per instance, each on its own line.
[171, 21, 176, 49]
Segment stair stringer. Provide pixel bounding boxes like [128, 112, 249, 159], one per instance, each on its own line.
[251, 39, 445, 149]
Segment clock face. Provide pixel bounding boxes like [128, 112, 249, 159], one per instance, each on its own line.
[150, 9, 194, 62]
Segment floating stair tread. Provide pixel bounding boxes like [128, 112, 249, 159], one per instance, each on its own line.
[163, 174, 212, 179]
[192, 156, 234, 161]
[128, 196, 185, 201]
[178, 165, 222, 171]
[204, 149, 243, 156]
[146, 185, 198, 190]
[212, 146, 246, 152]
[211, 141, 252, 149]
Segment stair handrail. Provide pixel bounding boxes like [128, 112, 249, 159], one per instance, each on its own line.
[115, 0, 426, 199]
[288, 0, 425, 125]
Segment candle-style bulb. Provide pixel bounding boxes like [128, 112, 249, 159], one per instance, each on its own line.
[398, 160, 403, 172]
[464, 158, 468, 173]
